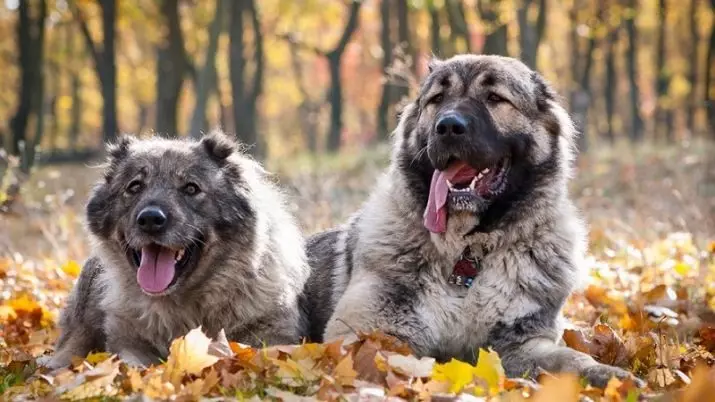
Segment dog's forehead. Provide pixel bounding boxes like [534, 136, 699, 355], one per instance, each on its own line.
[424, 56, 535, 96]
[123, 141, 216, 178]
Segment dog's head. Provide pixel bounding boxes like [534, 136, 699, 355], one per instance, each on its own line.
[87, 130, 258, 297]
[393, 54, 576, 234]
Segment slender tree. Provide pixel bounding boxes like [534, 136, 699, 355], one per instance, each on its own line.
[10, 0, 47, 159]
[477, 0, 508, 56]
[427, 0, 442, 56]
[229, 0, 265, 156]
[625, 0, 644, 142]
[190, 0, 226, 138]
[686, 0, 699, 134]
[655, 0, 673, 141]
[326, 0, 363, 152]
[569, 0, 598, 152]
[71, 0, 117, 144]
[156, 0, 193, 136]
[517, 0, 547, 69]
[376, 0, 393, 141]
[603, 25, 619, 144]
[286, 35, 320, 152]
[708, 0, 715, 134]
[446, 0, 471, 53]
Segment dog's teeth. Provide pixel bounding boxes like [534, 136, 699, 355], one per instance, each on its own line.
[469, 177, 477, 190]
[446, 180, 454, 191]
[481, 168, 490, 174]
[175, 249, 185, 261]
[476, 172, 484, 181]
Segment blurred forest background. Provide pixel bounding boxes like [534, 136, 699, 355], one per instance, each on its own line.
[1, 1, 715, 399]
[0, 0, 712, 168]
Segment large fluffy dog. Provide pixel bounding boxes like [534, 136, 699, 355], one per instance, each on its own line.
[303, 55, 640, 387]
[44, 131, 309, 368]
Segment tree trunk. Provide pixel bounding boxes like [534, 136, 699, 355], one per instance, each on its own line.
[100, 0, 117, 143]
[396, 0, 415, 75]
[478, 0, 508, 56]
[686, 0, 699, 134]
[68, 24, 82, 149]
[377, 0, 393, 142]
[22, 0, 48, 173]
[229, 0, 264, 156]
[229, 0, 247, 141]
[10, 0, 35, 157]
[655, 0, 673, 142]
[446, 0, 471, 53]
[156, 0, 190, 136]
[326, 1, 363, 152]
[245, 0, 265, 157]
[708, 0, 715, 135]
[518, 0, 547, 69]
[287, 36, 319, 152]
[604, 28, 618, 145]
[625, 0, 644, 142]
[190, 0, 225, 138]
[427, 1, 442, 56]
[569, 0, 598, 152]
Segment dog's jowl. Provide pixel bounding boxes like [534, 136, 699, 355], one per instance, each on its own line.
[303, 54, 643, 388]
[44, 130, 309, 368]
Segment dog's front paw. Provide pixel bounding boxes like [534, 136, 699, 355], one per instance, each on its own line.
[581, 363, 645, 389]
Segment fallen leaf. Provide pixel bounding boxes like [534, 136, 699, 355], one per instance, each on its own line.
[532, 373, 581, 402]
[334, 353, 357, 386]
[386, 353, 435, 378]
[163, 326, 220, 385]
[471, 348, 505, 396]
[431, 358, 475, 394]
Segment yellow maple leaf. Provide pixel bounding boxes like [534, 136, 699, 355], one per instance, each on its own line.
[61, 260, 81, 277]
[60, 357, 120, 400]
[674, 261, 692, 276]
[431, 358, 475, 394]
[163, 326, 220, 385]
[334, 353, 357, 386]
[471, 348, 505, 395]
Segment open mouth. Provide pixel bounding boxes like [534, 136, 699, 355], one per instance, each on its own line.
[423, 157, 511, 233]
[445, 157, 511, 205]
[127, 243, 200, 295]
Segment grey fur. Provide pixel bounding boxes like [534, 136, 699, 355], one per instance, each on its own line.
[304, 55, 643, 388]
[43, 130, 309, 368]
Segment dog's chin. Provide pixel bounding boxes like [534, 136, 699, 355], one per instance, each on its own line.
[123, 239, 204, 297]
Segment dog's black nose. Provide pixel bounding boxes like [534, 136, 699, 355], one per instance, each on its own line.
[136, 206, 167, 233]
[435, 114, 468, 136]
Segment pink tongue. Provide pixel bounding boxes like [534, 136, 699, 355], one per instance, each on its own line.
[423, 162, 476, 233]
[136, 245, 176, 293]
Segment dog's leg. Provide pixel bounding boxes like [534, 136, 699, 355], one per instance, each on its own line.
[104, 318, 163, 368]
[41, 257, 106, 369]
[324, 273, 431, 354]
[488, 311, 644, 388]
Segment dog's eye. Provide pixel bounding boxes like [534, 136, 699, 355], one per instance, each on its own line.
[126, 180, 144, 195]
[183, 183, 201, 196]
[487, 93, 506, 103]
[428, 94, 444, 105]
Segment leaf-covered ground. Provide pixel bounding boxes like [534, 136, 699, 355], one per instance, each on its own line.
[1, 142, 714, 401]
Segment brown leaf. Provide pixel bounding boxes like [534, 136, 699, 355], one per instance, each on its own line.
[698, 326, 715, 352]
[591, 324, 630, 367]
[352, 339, 387, 385]
[563, 329, 592, 354]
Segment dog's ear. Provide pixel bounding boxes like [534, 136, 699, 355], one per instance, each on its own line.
[427, 57, 443, 74]
[103, 135, 135, 181]
[106, 135, 134, 162]
[201, 129, 238, 161]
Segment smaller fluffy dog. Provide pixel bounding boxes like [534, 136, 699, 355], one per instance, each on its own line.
[43, 130, 309, 368]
